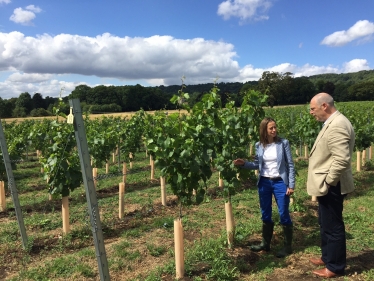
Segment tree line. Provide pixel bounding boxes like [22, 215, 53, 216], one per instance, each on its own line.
[1, 69, 373, 118]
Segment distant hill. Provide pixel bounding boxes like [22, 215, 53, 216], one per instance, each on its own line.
[307, 69, 374, 84]
[156, 81, 255, 95]
[157, 70, 374, 93]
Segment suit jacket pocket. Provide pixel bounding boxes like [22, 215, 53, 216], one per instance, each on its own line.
[314, 169, 329, 196]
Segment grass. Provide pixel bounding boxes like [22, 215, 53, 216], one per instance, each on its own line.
[0, 147, 374, 280]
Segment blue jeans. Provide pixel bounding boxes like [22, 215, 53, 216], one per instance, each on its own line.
[258, 177, 292, 225]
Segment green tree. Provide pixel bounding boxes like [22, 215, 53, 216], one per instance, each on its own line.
[30, 108, 52, 117]
[69, 84, 91, 102]
[32, 93, 46, 109]
[44, 96, 58, 110]
[347, 81, 374, 101]
[334, 82, 351, 101]
[0, 98, 6, 118]
[16, 92, 33, 115]
[290, 77, 315, 104]
[12, 106, 27, 117]
[258, 71, 294, 106]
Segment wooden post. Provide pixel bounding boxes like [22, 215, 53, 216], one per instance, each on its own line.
[311, 196, 317, 202]
[119, 182, 125, 218]
[225, 200, 235, 247]
[174, 218, 185, 280]
[0, 181, 6, 212]
[249, 144, 253, 156]
[357, 151, 362, 172]
[106, 161, 109, 174]
[93, 168, 98, 188]
[129, 153, 133, 169]
[160, 176, 166, 206]
[112, 152, 115, 163]
[295, 148, 299, 157]
[150, 154, 153, 166]
[370, 145, 373, 160]
[62, 196, 70, 234]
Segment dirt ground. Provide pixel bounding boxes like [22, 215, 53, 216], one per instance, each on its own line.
[1, 193, 372, 281]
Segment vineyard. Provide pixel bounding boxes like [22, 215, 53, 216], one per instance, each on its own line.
[1, 87, 374, 281]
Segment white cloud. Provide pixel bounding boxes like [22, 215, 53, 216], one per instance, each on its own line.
[0, 32, 240, 85]
[293, 64, 340, 77]
[25, 5, 42, 13]
[7, 72, 53, 83]
[237, 59, 370, 82]
[0, 76, 84, 99]
[217, 0, 273, 22]
[343, 59, 370, 73]
[321, 20, 374, 47]
[0, 0, 11, 4]
[9, 5, 42, 26]
[0, 31, 371, 99]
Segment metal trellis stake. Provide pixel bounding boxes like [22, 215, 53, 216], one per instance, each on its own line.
[68, 99, 110, 281]
[0, 121, 28, 249]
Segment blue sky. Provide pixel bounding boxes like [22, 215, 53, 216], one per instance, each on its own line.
[0, 0, 373, 99]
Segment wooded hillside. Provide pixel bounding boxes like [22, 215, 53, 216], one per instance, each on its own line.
[1, 69, 373, 118]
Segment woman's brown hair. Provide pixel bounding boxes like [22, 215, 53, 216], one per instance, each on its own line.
[259, 117, 279, 146]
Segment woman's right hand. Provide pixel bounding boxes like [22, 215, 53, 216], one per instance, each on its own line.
[233, 159, 245, 166]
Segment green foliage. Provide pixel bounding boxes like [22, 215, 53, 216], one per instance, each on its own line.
[145, 84, 268, 207]
[185, 238, 240, 280]
[289, 195, 306, 212]
[118, 110, 146, 163]
[214, 89, 267, 199]
[39, 121, 81, 197]
[340, 103, 374, 151]
[363, 159, 374, 171]
[30, 108, 52, 117]
[145, 85, 215, 206]
[147, 243, 167, 257]
[86, 116, 119, 167]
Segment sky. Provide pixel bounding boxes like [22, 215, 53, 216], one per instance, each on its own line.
[0, 0, 373, 100]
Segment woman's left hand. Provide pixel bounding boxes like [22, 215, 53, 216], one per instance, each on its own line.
[286, 188, 294, 196]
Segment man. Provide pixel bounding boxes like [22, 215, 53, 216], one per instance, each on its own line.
[307, 92, 355, 278]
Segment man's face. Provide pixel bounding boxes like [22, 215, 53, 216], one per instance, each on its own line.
[309, 98, 326, 122]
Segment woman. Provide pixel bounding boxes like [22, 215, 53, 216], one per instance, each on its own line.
[233, 117, 295, 258]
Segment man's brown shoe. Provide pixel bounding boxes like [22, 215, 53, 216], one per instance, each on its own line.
[309, 257, 325, 266]
[312, 268, 337, 278]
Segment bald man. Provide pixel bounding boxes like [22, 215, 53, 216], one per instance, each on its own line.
[307, 93, 355, 278]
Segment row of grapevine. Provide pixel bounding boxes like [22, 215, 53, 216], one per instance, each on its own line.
[1, 91, 373, 280]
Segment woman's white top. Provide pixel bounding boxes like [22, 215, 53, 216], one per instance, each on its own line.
[261, 142, 280, 177]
